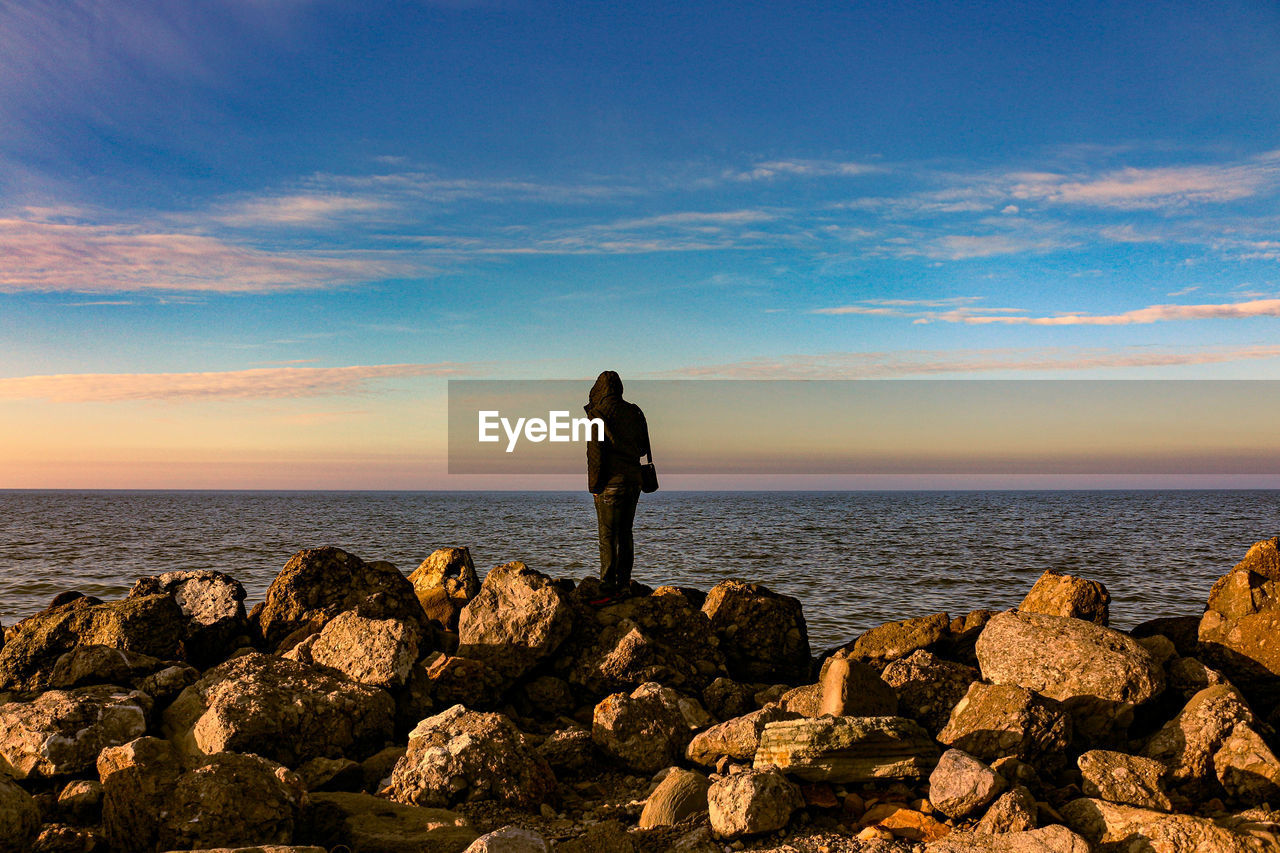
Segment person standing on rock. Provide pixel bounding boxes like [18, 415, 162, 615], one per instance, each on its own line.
[585, 370, 653, 604]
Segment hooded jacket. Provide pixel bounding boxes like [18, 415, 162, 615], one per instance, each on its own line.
[585, 371, 651, 493]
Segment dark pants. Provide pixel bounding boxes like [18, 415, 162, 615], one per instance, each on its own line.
[594, 484, 640, 592]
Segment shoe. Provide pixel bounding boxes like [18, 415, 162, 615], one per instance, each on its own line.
[589, 590, 622, 606]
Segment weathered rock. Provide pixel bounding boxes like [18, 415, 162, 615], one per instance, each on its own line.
[926, 825, 1091, 852]
[535, 727, 595, 774]
[0, 594, 185, 691]
[754, 715, 939, 782]
[1214, 722, 1280, 804]
[858, 803, 951, 842]
[818, 656, 898, 716]
[389, 704, 556, 809]
[937, 682, 1071, 765]
[251, 546, 428, 652]
[928, 749, 1006, 819]
[295, 757, 363, 793]
[517, 675, 575, 718]
[778, 682, 822, 716]
[1167, 655, 1228, 699]
[409, 547, 480, 628]
[158, 753, 307, 852]
[707, 766, 803, 838]
[0, 685, 150, 779]
[686, 706, 799, 767]
[701, 580, 810, 683]
[701, 677, 761, 720]
[0, 774, 40, 853]
[1062, 797, 1276, 851]
[1142, 684, 1256, 796]
[31, 823, 111, 853]
[840, 612, 951, 667]
[1131, 615, 1202, 657]
[1136, 634, 1177, 667]
[975, 785, 1038, 834]
[1197, 537, 1280, 703]
[1019, 570, 1110, 625]
[556, 820, 635, 853]
[129, 570, 249, 666]
[415, 654, 507, 711]
[639, 768, 711, 829]
[98, 736, 184, 853]
[976, 610, 1164, 742]
[48, 645, 166, 690]
[593, 682, 706, 774]
[56, 780, 103, 825]
[462, 825, 548, 852]
[310, 611, 418, 689]
[299, 791, 479, 853]
[360, 746, 407, 794]
[881, 650, 978, 734]
[1077, 749, 1171, 811]
[457, 562, 573, 681]
[162, 652, 395, 767]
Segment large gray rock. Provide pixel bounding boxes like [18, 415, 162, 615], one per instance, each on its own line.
[457, 562, 573, 681]
[0, 593, 185, 691]
[162, 652, 395, 766]
[1062, 797, 1277, 852]
[937, 682, 1071, 765]
[707, 766, 803, 839]
[1077, 749, 1171, 811]
[593, 682, 708, 774]
[1141, 684, 1256, 797]
[408, 547, 480, 632]
[0, 685, 150, 779]
[298, 791, 479, 852]
[1019, 570, 1110, 625]
[0, 774, 39, 853]
[158, 753, 307, 852]
[976, 610, 1164, 742]
[701, 579, 810, 683]
[389, 704, 556, 809]
[310, 611, 419, 689]
[925, 826, 1091, 853]
[753, 715, 939, 782]
[839, 612, 951, 666]
[928, 749, 1006, 819]
[1197, 537, 1280, 704]
[686, 706, 799, 767]
[881, 650, 978, 734]
[129, 570, 249, 666]
[639, 768, 711, 829]
[251, 546, 429, 652]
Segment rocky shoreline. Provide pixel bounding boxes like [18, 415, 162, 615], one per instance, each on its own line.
[2, 538, 1280, 852]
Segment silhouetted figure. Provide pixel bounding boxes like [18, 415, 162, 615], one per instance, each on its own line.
[585, 371, 652, 602]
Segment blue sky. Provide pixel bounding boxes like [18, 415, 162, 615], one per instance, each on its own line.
[2, 0, 1280, 486]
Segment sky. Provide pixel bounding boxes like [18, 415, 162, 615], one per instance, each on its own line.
[2, 0, 1280, 488]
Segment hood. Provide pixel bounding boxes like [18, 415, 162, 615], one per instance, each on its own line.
[587, 370, 623, 410]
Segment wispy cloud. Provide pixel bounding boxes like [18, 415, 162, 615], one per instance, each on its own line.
[214, 193, 392, 227]
[816, 296, 1280, 326]
[666, 344, 1280, 378]
[0, 363, 473, 403]
[725, 159, 880, 182]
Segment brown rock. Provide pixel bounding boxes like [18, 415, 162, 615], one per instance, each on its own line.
[927, 825, 1090, 852]
[408, 548, 480, 631]
[860, 804, 950, 842]
[707, 766, 802, 838]
[928, 748, 1006, 819]
[593, 682, 707, 774]
[0, 774, 39, 853]
[881, 650, 978, 734]
[686, 706, 799, 767]
[157, 753, 306, 852]
[1019, 570, 1110, 625]
[457, 562, 573, 682]
[420, 653, 506, 710]
[310, 611, 418, 689]
[840, 612, 951, 667]
[639, 768, 710, 829]
[1141, 684, 1255, 796]
[1197, 537, 1280, 703]
[753, 715, 939, 782]
[937, 682, 1071, 765]
[56, 779, 103, 825]
[1077, 749, 1171, 811]
[298, 791, 478, 852]
[1062, 797, 1275, 851]
[701, 580, 810, 683]
[819, 656, 898, 716]
[778, 682, 822, 716]
[1213, 722, 1280, 804]
[98, 736, 184, 853]
[48, 645, 166, 690]
[0, 685, 151, 779]
[974, 785, 1038, 834]
[128, 570, 249, 666]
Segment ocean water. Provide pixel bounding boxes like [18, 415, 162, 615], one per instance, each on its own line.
[0, 490, 1276, 650]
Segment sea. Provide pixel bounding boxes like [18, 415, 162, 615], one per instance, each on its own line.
[1, 490, 1276, 650]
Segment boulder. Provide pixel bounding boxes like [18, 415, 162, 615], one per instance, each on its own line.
[975, 785, 1038, 834]
[517, 675, 575, 718]
[976, 610, 1163, 742]
[937, 682, 1071, 766]
[48, 645, 167, 690]
[555, 820, 635, 853]
[298, 791, 479, 852]
[98, 736, 184, 853]
[1062, 797, 1276, 852]
[56, 779, 103, 825]
[1167, 655, 1229, 700]
[535, 727, 596, 774]
[1141, 684, 1256, 796]
[928, 749, 1006, 819]
[839, 612, 951, 667]
[1131, 616, 1201, 657]
[639, 768, 711, 829]
[777, 682, 822, 716]
[818, 656, 898, 716]
[593, 682, 707, 774]
[1197, 537, 1280, 703]
[129, 570, 249, 666]
[0, 685, 150, 779]
[1077, 749, 1171, 811]
[162, 652, 395, 767]
[295, 757, 363, 793]
[462, 825, 549, 852]
[563, 586, 726, 695]
[1019, 570, 1110, 625]
[157, 753, 307, 852]
[0, 774, 39, 853]
[881, 650, 978, 734]
[408, 547, 480, 631]
[686, 706, 799, 767]
[925, 825, 1091, 852]
[857, 803, 951, 842]
[417, 653, 505, 710]
[701, 580, 810, 683]
[0, 594, 185, 691]
[707, 766, 803, 838]
[1214, 722, 1280, 804]
[389, 704, 556, 809]
[753, 715, 939, 782]
[310, 611, 418, 689]
[457, 562, 573, 681]
[251, 547, 428, 651]
[701, 677, 761, 720]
